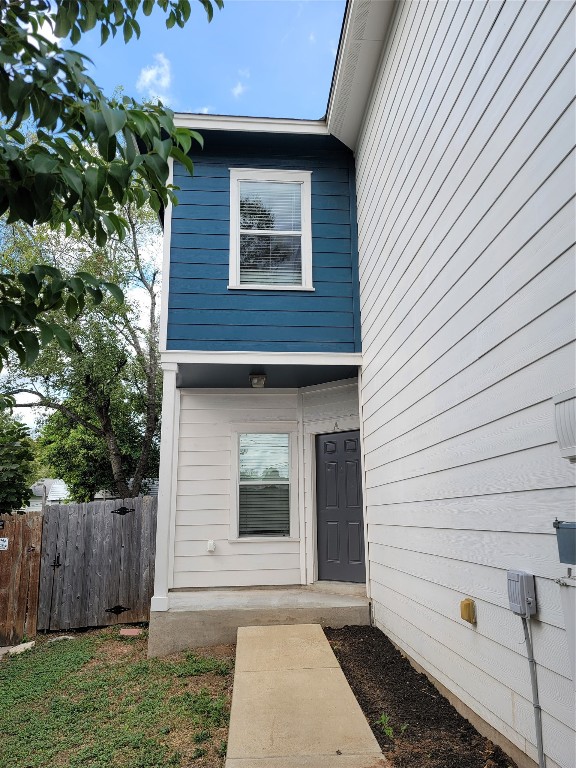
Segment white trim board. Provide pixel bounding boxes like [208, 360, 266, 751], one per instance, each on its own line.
[174, 113, 329, 135]
[159, 157, 174, 351]
[229, 422, 300, 542]
[301, 410, 362, 585]
[161, 350, 363, 366]
[228, 168, 313, 292]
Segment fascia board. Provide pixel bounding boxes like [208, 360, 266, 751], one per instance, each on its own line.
[327, 0, 397, 150]
[174, 113, 329, 135]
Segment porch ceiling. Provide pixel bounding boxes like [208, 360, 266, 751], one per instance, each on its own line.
[176, 363, 359, 389]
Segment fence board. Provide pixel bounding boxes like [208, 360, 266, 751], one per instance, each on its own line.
[0, 513, 42, 645]
[38, 497, 157, 632]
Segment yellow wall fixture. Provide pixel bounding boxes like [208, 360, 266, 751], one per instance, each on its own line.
[460, 598, 477, 624]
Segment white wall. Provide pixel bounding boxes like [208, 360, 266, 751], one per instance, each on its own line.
[356, 2, 575, 767]
[175, 389, 301, 588]
[172, 380, 362, 590]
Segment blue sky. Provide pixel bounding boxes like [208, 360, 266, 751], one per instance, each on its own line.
[78, 0, 346, 119]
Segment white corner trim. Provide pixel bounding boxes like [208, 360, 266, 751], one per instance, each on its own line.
[160, 350, 363, 366]
[229, 168, 313, 291]
[150, 596, 169, 612]
[159, 157, 174, 351]
[357, 370, 371, 599]
[174, 113, 329, 135]
[297, 391, 307, 585]
[151, 366, 179, 611]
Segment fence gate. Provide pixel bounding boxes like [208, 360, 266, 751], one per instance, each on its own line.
[37, 497, 157, 632]
[0, 513, 43, 646]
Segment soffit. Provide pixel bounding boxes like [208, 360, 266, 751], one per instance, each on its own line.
[326, 0, 397, 150]
[176, 363, 359, 389]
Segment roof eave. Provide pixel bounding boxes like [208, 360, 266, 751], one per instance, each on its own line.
[326, 0, 397, 151]
[174, 113, 329, 135]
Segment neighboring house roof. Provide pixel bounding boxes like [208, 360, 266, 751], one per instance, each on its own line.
[46, 479, 69, 502]
[327, 0, 396, 150]
[93, 479, 160, 499]
[30, 478, 58, 499]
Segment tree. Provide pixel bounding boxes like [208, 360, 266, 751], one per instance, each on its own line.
[0, 411, 35, 513]
[1, 203, 162, 499]
[0, 0, 221, 368]
[38, 401, 159, 502]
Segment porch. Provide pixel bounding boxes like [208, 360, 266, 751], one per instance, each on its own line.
[148, 583, 370, 656]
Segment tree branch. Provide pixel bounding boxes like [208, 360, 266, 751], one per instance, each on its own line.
[6, 391, 104, 437]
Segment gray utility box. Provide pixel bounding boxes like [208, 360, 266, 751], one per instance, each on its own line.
[507, 570, 537, 618]
[553, 520, 576, 566]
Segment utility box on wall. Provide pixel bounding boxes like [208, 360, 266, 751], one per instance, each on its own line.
[552, 388, 576, 463]
[554, 520, 576, 566]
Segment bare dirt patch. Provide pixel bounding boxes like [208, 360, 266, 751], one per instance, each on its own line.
[325, 626, 518, 768]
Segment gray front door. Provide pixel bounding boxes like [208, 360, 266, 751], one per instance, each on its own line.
[316, 431, 366, 583]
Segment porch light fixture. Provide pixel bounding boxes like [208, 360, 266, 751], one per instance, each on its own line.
[249, 373, 267, 389]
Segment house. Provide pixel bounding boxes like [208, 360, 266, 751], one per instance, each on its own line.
[23, 478, 70, 511]
[149, 2, 575, 768]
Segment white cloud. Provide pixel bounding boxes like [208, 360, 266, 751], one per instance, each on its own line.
[329, 39, 338, 57]
[232, 81, 246, 99]
[238, 68, 250, 79]
[136, 53, 172, 104]
[309, 32, 316, 44]
[197, 106, 213, 114]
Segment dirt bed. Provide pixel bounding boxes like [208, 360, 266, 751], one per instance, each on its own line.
[325, 626, 518, 768]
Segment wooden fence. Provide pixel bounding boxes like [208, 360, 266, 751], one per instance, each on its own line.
[0, 513, 43, 646]
[37, 496, 157, 632]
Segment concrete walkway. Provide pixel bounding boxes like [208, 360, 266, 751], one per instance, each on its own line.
[225, 624, 388, 768]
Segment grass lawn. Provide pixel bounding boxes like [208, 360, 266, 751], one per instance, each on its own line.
[0, 627, 234, 768]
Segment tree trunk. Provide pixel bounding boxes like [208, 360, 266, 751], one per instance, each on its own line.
[98, 403, 133, 498]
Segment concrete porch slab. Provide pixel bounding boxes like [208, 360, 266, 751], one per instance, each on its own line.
[225, 625, 386, 768]
[225, 758, 389, 768]
[148, 587, 370, 656]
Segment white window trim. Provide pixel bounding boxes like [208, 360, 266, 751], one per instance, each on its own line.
[229, 421, 299, 540]
[228, 168, 314, 291]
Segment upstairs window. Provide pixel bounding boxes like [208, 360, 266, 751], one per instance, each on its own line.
[229, 169, 313, 291]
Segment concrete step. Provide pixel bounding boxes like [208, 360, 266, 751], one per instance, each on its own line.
[225, 624, 387, 768]
[148, 587, 370, 656]
[305, 581, 367, 597]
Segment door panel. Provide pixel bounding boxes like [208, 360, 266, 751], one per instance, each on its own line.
[316, 430, 366, 583]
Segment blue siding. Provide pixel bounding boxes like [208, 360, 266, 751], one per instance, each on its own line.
[166, 131, 360, 353]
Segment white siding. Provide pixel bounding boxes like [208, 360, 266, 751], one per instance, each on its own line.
[174, 390, 301, 588]
[356, 2, 575, 767]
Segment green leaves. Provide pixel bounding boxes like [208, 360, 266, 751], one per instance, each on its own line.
[0, 0, 221, 244]
[0, 268, 123, 371]
[0, 413, 35, 513]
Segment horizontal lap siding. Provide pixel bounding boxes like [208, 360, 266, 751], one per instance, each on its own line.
[357, 2, 576, 767]
[167, 134, 360, 353]
[174, 390, 301, 588]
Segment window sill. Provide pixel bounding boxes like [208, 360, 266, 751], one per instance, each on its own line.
[227, 284, 315, 292]
[228, 537, 300, 543]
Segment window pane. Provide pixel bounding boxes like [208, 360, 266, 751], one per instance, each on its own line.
[239, 434, 289, 481]
[239, 485, 290, 537]
[240, 234, 302, 285]
[240, 181, 301, 231]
